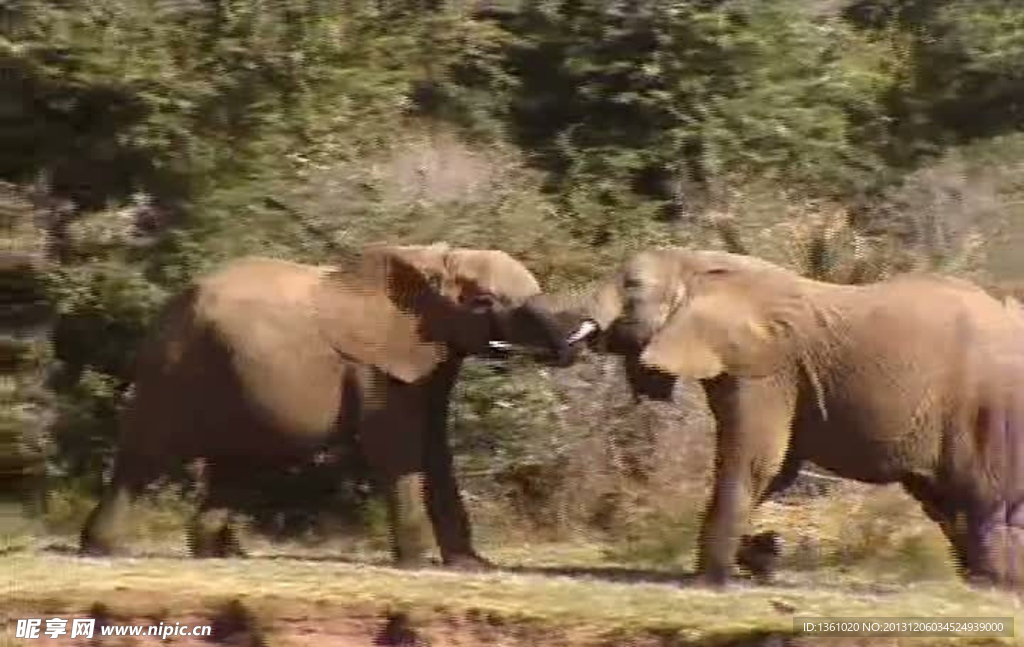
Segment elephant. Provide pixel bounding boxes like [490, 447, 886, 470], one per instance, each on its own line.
[79, 243, 570, 569]
[526, 247, 1024, 589]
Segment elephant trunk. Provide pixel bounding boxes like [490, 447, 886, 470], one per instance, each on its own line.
[527, 279, 624, 350]
[622, 353, 677, 402]
[494, 299, 578, 366]
[529, 281, 679, 399]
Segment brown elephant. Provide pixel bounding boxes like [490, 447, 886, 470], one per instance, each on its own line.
[79, 243, 569, 569]
[528, 248, 1024, 589]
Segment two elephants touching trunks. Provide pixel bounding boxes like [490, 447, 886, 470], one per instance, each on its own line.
[80, 243, 1024, 591]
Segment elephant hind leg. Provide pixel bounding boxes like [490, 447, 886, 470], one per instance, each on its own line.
[187, 506, 247, 558]
[757, 453, 803, 505]
[80, 451, 164, 556]
[358, 411, 433, 568]
[187, 465, 248, 559]
[383, 472, 432, 568]
[954, 501, 1024, 589]
[900, 474, 966, 569]
[907, 478, 1024, 588]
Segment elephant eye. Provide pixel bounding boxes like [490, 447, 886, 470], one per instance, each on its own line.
[704, 267, 731, 277]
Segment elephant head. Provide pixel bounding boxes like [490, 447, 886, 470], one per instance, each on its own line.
[315, 243, 571, 384]
[547, 248, 822, 400]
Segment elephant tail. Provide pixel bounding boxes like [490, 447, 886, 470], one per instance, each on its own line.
[128, 283, 203, 389]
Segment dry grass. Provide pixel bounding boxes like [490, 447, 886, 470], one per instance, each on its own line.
[3, 547, 1023, 646]
[754, 483, 960, 582]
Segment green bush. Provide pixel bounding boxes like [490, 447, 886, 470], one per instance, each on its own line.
[6, 0, 1024, 559]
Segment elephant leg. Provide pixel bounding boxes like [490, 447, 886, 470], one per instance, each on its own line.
[383, 471, 432, 568]
[187, 463, 247, 559]
[735, 452, 802, 581]
[942, 394, 1024, 589]
[904, 476, 1020, 583]
[695, 377, 796, 587]
[358, 403, 433, 569]
[900, 474, 969, 572]
[952, 499, 1024, 589]
[756, 452, 803, 505]
[422, 367, 492, 571]
[79, 450, 162, 556]
[967, 390, 1024, 589]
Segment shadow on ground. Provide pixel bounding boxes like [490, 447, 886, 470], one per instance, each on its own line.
[37, 540, 909, 595]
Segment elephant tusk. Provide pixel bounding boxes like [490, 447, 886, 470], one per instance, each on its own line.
[566, 319, 599, 345]
[488, 341, 514, 351]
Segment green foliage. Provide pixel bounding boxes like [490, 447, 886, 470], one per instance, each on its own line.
[907, 0, 1024, 142]
[1, 0, 423, 207]
[502, 0, 893, 231]
[5, 0, 1024, 558]
[450, 357, 571, 528]
[47, 263, 167, 379]
[600, 503, 704, 569]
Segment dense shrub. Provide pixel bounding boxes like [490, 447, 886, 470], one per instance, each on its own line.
[4, 0, 1024, 570]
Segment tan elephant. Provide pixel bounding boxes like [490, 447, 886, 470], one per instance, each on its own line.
[530, 248, 1024, 589]
[79, 243, 570, 569]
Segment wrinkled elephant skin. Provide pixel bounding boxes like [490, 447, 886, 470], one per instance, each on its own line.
[79, 244, 568, 567]
[539, 248, 1024, 590]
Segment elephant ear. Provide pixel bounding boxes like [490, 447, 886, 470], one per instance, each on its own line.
[313, 245, 466, 384]
[639, 292, 789, 379]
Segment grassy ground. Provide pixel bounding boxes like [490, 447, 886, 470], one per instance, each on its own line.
[3, 541, 1022, 647]
[3, 478, 1022, 645]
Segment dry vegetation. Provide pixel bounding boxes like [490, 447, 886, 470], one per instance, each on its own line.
[8, 125, 1024, 647]
[5, 354, 1014, 646]
[7, 2, 1024, 645]
[3, 546, 1022, 647]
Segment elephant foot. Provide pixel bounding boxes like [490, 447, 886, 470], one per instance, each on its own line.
[442, 552, 496, 572]
[219, 526, 248, 558]
[188, 526, 247, 559]
[79, 527, 125, 557]
[737, 531, 783, 584]
[958, 502, 1024, 591]
[964, 572, 1000, 590]
[392, 555, 433, 571]
[692, 569, 731, 589]
[191, 543, 247, 559]
[78, 539, 119, 558]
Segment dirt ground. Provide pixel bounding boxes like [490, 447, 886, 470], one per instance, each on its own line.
[7, 596, 1013, 647]
[4, 549, 1021, 647]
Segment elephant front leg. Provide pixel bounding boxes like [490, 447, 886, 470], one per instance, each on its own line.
[696, 476, 755, 586]
[695, 377, 796, 587]
[734, 456, 801, 582]
[423, 386, 492, 571]
[423, 458, 492, 570]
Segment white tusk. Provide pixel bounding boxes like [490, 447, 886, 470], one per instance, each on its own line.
[488, 341, 513, 351]
[566, 319, 599, 345]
